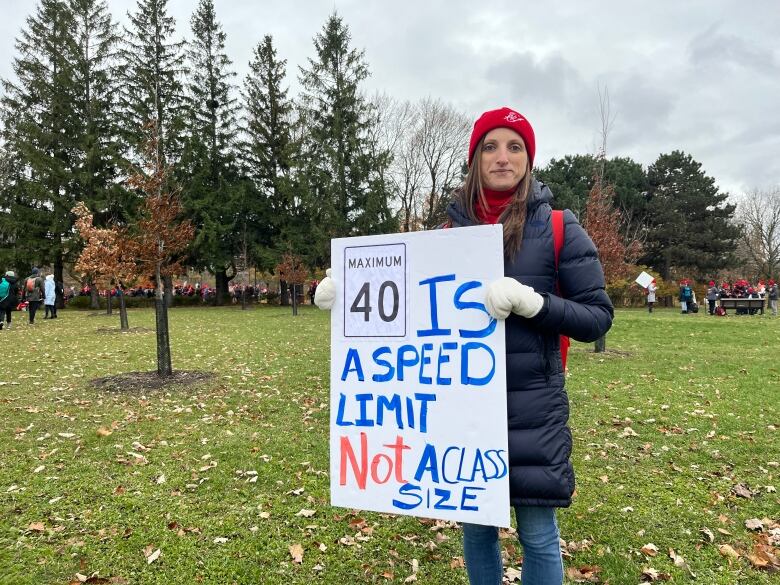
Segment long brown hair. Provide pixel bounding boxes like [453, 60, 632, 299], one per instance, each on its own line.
[456, 137, 533, 257]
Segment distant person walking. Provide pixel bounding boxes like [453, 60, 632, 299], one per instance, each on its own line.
[679, 280, 693, 314]
[44, 274, 57, 319]
[0, 271, 19, 330]
[768, 279, 778, 316]
[646, 279, 657, 313]
[24, 267, 45, 324]
[706, 281, 719, 315]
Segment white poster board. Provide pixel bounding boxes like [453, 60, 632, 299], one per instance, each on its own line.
[330, 225, 510, 527]
[635, 271, 653, 289]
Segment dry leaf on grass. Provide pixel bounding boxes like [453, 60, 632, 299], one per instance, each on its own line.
[505, 567, 521, 582]
[640, 567, 671, 581]
[565, 565, 601, 582]
[295, 509, 316, 517]
[289, 543, 304, 563]
[28, 522, 45, 532]
[700, 527, 715, 542]
[640, 543, 659, 557]
[144, 548, 161, 564]
[718, 544, 739, 559]
[745, 518, 764, 531]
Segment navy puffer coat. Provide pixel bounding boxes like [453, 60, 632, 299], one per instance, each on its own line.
[446, 179, 614, 507]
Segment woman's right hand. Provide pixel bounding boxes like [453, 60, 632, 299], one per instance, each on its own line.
[314, 269, 336, 310]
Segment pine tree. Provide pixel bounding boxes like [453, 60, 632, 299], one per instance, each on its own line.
[641, 150, 739, 280]
[0, 0, 80, 286]
[69, 0, 130, 225]
[180, 0, 241, 303]
[298, 13, 396, 263]
[119, 0, 185, 166]
[242, 35, 299, 268]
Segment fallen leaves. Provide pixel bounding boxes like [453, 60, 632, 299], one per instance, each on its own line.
[640, 567, 671, 581]
[718, 543, 739, 559]
[640, 543, 659, 557]
[732, 483, 755, 499]
[289, 543, 304, 564]
[143, 546, 161, 564]
[565, 565, 601, 582]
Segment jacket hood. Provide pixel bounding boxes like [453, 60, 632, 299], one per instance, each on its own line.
[446, 178, 553, 226]
[46, 274, 54, 281]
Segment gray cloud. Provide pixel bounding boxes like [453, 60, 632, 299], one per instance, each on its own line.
[0, 0, 777, 195]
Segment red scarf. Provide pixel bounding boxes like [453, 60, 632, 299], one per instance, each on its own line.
[475, 188, 515, 224]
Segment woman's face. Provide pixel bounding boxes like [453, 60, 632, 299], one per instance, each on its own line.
[479, 127, 528, 191]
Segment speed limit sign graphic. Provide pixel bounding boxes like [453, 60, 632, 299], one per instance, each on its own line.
[343, 243, 406, 338]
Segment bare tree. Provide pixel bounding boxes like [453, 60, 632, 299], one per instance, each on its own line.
[737, 187, 780, 280]
[416, 98, 470, 229]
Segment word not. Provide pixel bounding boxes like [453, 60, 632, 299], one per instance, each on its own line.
[339, 433, 411, 489]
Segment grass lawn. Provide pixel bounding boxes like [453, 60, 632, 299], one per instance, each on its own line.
[0, 306, 778, 584]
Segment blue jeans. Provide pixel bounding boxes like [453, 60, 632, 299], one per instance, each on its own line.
[462, 506, 563, 585]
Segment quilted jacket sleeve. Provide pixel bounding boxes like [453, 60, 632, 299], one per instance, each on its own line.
[530, 209, 614, 342]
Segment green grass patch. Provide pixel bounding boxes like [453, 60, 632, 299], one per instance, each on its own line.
[0, 307, 778, 584]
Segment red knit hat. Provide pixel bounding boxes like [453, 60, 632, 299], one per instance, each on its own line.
[468, 107, 536, 167]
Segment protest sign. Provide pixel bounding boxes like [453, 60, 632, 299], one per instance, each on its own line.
[330, 225, 509, 527]
[635, 271, 654, 289]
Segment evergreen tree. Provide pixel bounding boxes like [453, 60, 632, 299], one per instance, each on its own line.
[298, 13, 396, 263]
[180, 0, 241, 303]
[119, 0, 185, 165]
[641, 150, 739, 280]
[0, 0, 80, 283]
[69, 0, 130, 226]
[537, 154, 647, 223]
[242, 34, 298, 266]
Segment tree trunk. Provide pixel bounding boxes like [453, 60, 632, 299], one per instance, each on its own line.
[292, 284, 298, 316]
[154, 297, 173, 376]
[54, 254, 65, 309]
[280, 280, 289, 306]
[89, 278, 100, 309]
[118, 288, 129, 331]
[215, 270, 229, 306]
[163, 274, 173, 308]
[241, 285, 248, 310]
[594, 335, 606, 353]
[106, 290, 113, 315]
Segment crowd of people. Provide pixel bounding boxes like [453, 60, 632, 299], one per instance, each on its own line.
[0, 267, 64, 329]
[643, 277, 778, 316]
[706, 279, 778, 316]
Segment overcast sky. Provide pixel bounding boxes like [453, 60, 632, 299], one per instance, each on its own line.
[1, 0, 778, 197]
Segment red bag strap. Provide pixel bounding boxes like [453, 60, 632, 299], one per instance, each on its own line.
[552, 209, 564, 271]
[551, 210, 570, 370]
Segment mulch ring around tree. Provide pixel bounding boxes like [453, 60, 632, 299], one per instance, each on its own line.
[94, 326, 153, 334]
[91, 370, 214, 392]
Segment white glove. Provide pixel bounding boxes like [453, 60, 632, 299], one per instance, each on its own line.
[314, 268, 336, 310]
[485, 277, 544, 320]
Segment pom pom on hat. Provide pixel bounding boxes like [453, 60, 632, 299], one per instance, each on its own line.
[468, 107, 536, 167]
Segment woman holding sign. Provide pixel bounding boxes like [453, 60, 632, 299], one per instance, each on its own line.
[317, 107, 613, 585]
[447, 108, 613, 585]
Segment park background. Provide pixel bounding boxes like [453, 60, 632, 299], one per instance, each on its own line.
[1, 0, 779, 583]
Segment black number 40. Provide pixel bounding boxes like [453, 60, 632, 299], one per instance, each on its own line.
[350, 281, 399, 322]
